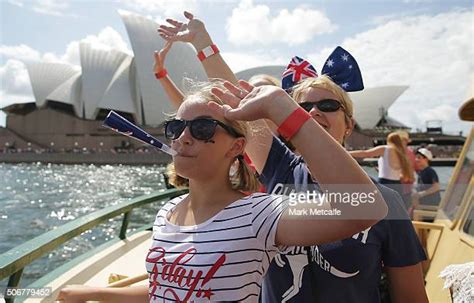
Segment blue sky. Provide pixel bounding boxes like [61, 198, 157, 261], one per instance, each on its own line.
[1, 0, 473, 134]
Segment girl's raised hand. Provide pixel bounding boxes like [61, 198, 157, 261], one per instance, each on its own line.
[158, 11, 206, 43]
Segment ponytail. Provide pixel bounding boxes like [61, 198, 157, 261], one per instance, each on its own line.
[165, 163, 189, 188]
[387, 133, 414, 182]
[231, 155, 261, 193]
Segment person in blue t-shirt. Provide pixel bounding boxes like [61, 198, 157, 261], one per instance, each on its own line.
[253, 76, 428, 303]
[412, 148, 441, 207]
[157, 11, 428, 303]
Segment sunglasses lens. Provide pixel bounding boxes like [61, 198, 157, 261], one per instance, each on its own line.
[317, 100, 341, 112]
[165, 120, 186, 139]
[300, 102, 314, 112]
[190, 119, 217, 140]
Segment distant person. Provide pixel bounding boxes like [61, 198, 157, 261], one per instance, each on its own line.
[412, 148, 441, 208]
[397, 130, 417, 209]
[350, 132, 414, 198]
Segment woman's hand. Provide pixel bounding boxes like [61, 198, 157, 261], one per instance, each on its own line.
[56, 285, 99, 303]
[158, 11, 208, 44]
[153, 41, 172, 74]
[210, 80, 292, 122]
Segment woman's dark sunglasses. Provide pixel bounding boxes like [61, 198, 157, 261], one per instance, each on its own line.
[299, 99, 344, 113]
[164, 118, 242, 141]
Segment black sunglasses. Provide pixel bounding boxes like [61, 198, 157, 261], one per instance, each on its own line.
[299, 99, 345, 113]
[164, 118, 242, 141]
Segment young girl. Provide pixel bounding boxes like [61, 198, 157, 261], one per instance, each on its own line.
[57, 81, 387, 302]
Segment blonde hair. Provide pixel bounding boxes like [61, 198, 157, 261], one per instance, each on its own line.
[396, 130, 410, 142]
[387, 132, 414, 182]
[248, 74, 280, 87]
[165, 80, 260, 192]
[291, 75, 354, 122]
[166, 163, 189, 188]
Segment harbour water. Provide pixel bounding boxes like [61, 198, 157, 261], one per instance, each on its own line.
[0, 163, 454, 288]
[0, 163, 168, 288]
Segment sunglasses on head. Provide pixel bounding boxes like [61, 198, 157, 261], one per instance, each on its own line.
[164, 118, 242, 141]
[299, 99, 344, 113]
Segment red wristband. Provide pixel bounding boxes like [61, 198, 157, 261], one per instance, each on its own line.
[277, 107, 311, 141]
[197, 44, 219, 61]
[155, 69, 168, 79]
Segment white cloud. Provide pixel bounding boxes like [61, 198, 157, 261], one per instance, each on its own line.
[118, 0, 198, 20]
[0, 60, 33, 96]
[7, 0, 76, 17]
[307, 9, 473, 134]
[0, 44, 42, 62]
[418, 104, 457, 122]
[33, 0, 70, 16]
[59, 27, 133, 65]
[0, 59, 35, 107]
[226, 0, 336, 46]
[7, 0, 24, 8]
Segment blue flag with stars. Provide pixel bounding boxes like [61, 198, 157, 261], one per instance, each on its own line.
[321, 46, 364, 92]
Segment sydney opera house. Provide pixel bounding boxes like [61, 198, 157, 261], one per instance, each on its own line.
[0, 10, 425, 162]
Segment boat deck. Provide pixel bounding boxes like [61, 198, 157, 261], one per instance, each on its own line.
[25, 231, 151, 302]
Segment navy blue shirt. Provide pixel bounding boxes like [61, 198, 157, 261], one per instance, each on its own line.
[417, 166, 441, 206]
[259, 137, 427, 303]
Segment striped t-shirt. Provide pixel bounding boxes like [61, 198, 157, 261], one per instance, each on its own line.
[145, 193, 287, 302]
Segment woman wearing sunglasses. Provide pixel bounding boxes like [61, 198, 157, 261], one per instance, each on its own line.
[57, 82, 387, 303]
[157, 11, 428, 303]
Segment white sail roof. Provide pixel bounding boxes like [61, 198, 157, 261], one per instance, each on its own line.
[79, 42, 131, 120]
[119, 10, 207, 125]
[99, 56, 141, 122]
[25, 62, 80, 108]
[349, 86, 409, 129]
[46, 73, 83, 117]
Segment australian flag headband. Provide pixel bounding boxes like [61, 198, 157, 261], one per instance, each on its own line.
[281, 46, 364, 92]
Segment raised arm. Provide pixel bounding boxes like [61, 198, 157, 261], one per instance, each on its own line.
[159, 12, 274, 173]
[158, 11, 238, 85]
[153, 41, 185, 109]
[211, 82, 388, 245]
[349, 146, 385, 158]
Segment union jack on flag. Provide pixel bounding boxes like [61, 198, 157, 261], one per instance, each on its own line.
[281, 56, 318, 91]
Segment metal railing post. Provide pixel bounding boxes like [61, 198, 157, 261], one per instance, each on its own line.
[5, 268, 23, 303]
[119, 211, 131, 240]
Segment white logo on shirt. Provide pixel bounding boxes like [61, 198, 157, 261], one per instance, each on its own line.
[352, 227, 371, 244]
[274, 247, 309, 302]
[310, 246, 359, 278]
